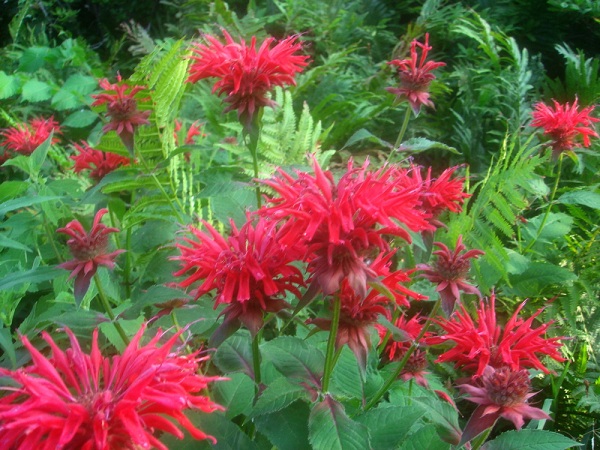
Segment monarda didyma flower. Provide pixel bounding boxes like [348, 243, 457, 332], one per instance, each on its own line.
[458, 365, 551, 445]
[91, 75, 151, 153]
[173, 216, 306, 343]
[0, 116, 62, 155]
[387, 33, 446, 114]
[0, 324, 224, 449]
[417, 235, 483, 315]
[531, 98, 598, 159]
[57, 208, 124, 302]
[71, 141, 131, 182]
[187, 30, 308, 129]
[429, 292, 565, 376]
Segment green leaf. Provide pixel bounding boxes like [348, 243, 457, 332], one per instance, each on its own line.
[342, 128, 391, 150]
[29, 133, 54, 175]
[398, 137, 460, 154]
[522, 213, 573, 244]
[18, 47, 52, 72]
[262, 336, 325, 386]
[0, 71, 20, 99]
[0, 234, 31, 252]
[21, 79, 52, 102]
[212, 372, 254, 419]
[398, 424, 451, 450]
[63, 110, 98, 128]
[252, 376, 309, 417]
[0, 325, 16, 369]
[213, 335, 254, 378]
[410, 396, 462, 446]
[62, 73, 98, 95]
[0, 195, 62, 218]
[558, 190, 600, 210]
[482, 430, 581, 450]
[0, 265, 62, 291]
[355, 405, 425, 450]
[506, 262, 577, 297]
[0, 181, 28, 202]
[254, 402, 312, 450]
[331, 346, 364, 399]
[309, 395, 370, 450]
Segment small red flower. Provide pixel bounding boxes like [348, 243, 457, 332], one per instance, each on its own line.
[173, 217, 306, 339]
[417, 235, 483, 315]
[187, 30, 309, 129]
[174, 120, 205, 146]
[458, 366, 551, 445]
[57, 209, 124, 302]
[259, 156, 432, 298]
[0, 324, 224, 449]
[0, 116, 62, 155]
[429, 292, 565, 376]
[531, 98, 598, 159]
[310, 252, 425, 368]
[71, 141, 131, 182]
[387, 33, 446, 114]
[91, 75, 151, 152]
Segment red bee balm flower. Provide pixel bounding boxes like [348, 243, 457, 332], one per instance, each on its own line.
[57, 209, 124, 302]
[0, 116, 61, 155]
[259, 156, 432, 298]
[71, 141, 131, 182]
[417, 235, 483, 315]
[387, 33, 446, 114]
[531, 98, 598, 159]
[173, 217, 306, 340]
[0, 324, 224, 449]
[187, 30, 308, 129]
[91, 76, 151, 153]
[458, 366, 551, 445]
[429, 293, 565, 376]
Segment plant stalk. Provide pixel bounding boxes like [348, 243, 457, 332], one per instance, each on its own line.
[390, 106, 412, 161]
[94, 273, 130, 346]
[321, 294, 342, 393]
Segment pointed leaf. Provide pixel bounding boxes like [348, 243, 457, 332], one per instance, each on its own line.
[481, 430, 581, 450]
[254, 402, 312, 450]
[398, 137, 459, 154]
[355, 405, 425, 450]
[398, 424, 451, 450]
[309, 395, 370, 450]
[558, 190, 600, 210]
[213, 372, 254, 419]
[213, 335, 254, 379]
[21, 79, 52, 102]
[252, 376, 309, 417]
[262, 336, 324, 387]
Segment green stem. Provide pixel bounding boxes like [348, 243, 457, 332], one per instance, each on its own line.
[246, 127, 262, 209]
[322, 295, 342, 393]
[378, 306, 402, 355]
[390, 106, 412, 161]
[363, 298, 441, 411]
[252, 330, 262, 391]
[94, 273, 130, 346]
[137, 151, 185, 222]
[523, 154, 563, 253]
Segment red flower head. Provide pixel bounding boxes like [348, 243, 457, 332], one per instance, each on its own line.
[91, 75, 151, 153]
[458, 366, 551, 445]
[531, 98, 598, 159]
[0, 116, 62, 155]
[173, 216, 306, 340]
[387, 33, 446, 114]
[377, 314, 431, 387]
[174, 120, 205, 146]
[71, 141, 131, 182]
[417, 235, 483, 315]
[429, 292, 566, 376]
[0, 324, 224, 449]
[57, 208, 124, 302]
[187, 30, 309, 130]
[310, 252, 425, 368]
[259, 156, 432, 298]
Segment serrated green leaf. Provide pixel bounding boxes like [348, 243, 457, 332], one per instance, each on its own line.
[558, 190, 600, 210]
[342, 128, 391, 150]
[331, 346, 364, 399]
[355, 405, 425, 450]
[262, 336, 324, 386]
[522, 212, 573, 244]
[62, 73, 98, 95]
[213, 335, 254, 378]
[252, 377, 308, 417]
[309, 395, 370, 450]
[18, 47, 51, 72]
[254, 402, 312, 450]
[0, 181, 28, 202]
[398, 424, 451, 450]
[482, 429, 581, 450]
[506, 262, 577, 297]
[29, 133, 53, 175]
[63, 110, 98, 128]
[213, 372, 254, 419]
[0, 71, 20, 99]
[410, 396, 462, 446]
[21, 79, 52, 102]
